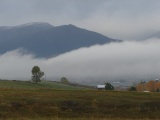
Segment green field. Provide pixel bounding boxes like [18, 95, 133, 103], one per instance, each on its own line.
[0, 80, 91, 90]
[0, 80, 160, 120]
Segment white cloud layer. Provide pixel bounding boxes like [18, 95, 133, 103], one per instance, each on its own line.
[0, 39, 160, 85]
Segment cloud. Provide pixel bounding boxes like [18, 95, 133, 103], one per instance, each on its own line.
[0, 0, 160, 40]
[0, 39, 159, 85]
[0, 49, 44, 80]
[77, 0, 160, 40]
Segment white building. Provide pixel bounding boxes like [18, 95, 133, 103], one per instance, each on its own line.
[97, 85, 105, 90]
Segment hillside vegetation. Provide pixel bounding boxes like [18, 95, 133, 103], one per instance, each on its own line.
[0, 80, 159, 120]
[0, 80, 91, 90]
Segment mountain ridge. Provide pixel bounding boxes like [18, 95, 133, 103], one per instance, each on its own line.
[0, 22, 121, 58]
[148, 30, 160, 39]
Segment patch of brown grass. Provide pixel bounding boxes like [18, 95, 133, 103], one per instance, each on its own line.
[0, 87, 159, 119]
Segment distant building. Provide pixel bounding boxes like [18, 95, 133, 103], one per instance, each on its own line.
[113, 82, 121, 84]
[97, 85, 105, 90]
[143, 91, 150, 93]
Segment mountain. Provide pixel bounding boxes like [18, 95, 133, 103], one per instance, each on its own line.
[148, 31, 160, 39]
[0, 22, 120, 58]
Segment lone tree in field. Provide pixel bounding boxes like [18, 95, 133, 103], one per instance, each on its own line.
[31, 66, 44, 83]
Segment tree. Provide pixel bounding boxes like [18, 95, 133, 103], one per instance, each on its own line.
[31, 66, 44, 83]
[136, 80, 160, 92]
[105, 82, 114, 90]
[128, 86, 137, 91]
[136, 81, 147, 92]
[146, 80, 157, 92]
[155, 81, 160, 92]
[60, 77, 70, 84]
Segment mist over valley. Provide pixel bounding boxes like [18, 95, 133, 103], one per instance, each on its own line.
[0, 26, 159, 86]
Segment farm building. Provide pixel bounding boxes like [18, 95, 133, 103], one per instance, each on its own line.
[97, 85, 105, 90]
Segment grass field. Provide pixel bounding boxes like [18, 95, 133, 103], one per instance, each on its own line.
[0, 80, 160, 120]
[0, 80, 91, 90]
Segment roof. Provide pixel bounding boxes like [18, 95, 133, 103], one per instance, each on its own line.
[97, 85, 105, 88]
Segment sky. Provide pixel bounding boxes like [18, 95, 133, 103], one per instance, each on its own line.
[0, 0, 160, 40]
[0, 0, 160, 85]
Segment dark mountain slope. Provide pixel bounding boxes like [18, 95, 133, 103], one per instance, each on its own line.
[148, 31, 160, 39]
[0, 22, 54, 54]
[0, 23, 120, 57]
[0, 22, 53, 42]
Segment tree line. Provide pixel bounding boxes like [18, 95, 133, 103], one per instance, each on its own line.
[136, 80, 160, 92]
[31, 66, 160, 93]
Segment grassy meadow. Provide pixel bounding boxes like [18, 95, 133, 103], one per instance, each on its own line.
[0, 80, 90, 90]
[0, 80, 159, 120]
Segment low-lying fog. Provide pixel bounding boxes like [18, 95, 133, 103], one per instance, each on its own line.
[0, 39, 160, 85]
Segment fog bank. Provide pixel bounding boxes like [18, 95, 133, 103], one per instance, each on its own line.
[0, 39, 160, 84]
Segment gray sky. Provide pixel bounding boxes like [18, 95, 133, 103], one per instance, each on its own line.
[1, 0, 160, 40]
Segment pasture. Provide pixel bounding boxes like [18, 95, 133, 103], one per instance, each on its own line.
[0, 80, 159, 120]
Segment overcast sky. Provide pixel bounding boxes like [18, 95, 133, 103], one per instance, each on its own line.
[1, 0, 160, 40]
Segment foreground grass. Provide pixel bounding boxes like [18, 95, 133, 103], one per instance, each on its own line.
[0, 89, 160, 119]
[7, 117, 160, 120]
[0, 80, 160, 119]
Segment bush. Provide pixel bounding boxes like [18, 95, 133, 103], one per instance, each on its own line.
[128, 86, 137, 91]
[60, 77, 70, 84]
